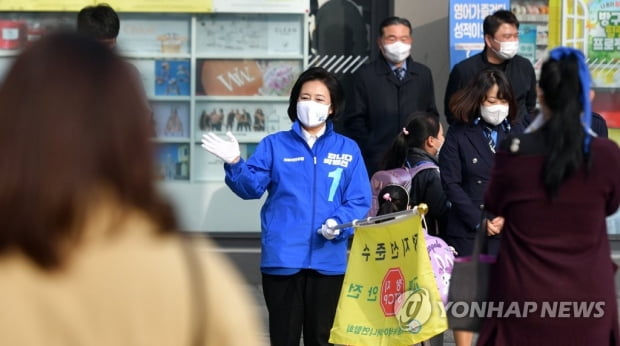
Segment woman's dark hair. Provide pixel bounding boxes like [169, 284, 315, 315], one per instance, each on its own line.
[0, 32, 176, 269]
[380, 111, 441, 170]
[287, 66, 344, 122]
[539, 54, 588, 197]
[449, 68, 518, 123]
[376, 185, 410, 216]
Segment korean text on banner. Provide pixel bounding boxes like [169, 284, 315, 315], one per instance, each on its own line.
[329, 213, 448, 346]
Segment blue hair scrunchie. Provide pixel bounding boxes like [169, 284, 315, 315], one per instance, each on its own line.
[548, 47, 592, 153]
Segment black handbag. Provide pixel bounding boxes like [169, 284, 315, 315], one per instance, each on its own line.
[446, 213, 496, 331]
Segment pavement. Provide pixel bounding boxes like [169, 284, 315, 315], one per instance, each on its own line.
[246, 283, 460, 345]
[243, 254, 620, 346]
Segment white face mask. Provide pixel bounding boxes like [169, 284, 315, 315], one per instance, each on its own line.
[492, 39, 519, 60]
[296, 100, 330, 128]
[382, 41, 411, 64]
[434, 138, 444, 157]
[480, 104, 509, 125]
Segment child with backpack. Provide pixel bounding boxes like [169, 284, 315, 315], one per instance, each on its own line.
[376, 184, 410, 217]
[375, 177, 454, 346]
[375, 111, 449, 236]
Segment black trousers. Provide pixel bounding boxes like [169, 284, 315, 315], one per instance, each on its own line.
[262, 270, 344, 346]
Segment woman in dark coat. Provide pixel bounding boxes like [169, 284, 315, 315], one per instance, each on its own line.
[440, 69, 525, 346]
[477, 48, 620, 345]
[440, 69, 525, 258]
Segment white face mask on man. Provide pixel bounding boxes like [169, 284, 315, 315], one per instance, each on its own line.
[492, 40, 519, 60]
[480, 104, 509, 126]
[296, 100, 330, 127]
[382, 41, 411, 64]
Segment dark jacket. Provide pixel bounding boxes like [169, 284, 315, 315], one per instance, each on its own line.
[406, 148, 449, 236]
[592, 111, 608, 138]
[345, 54, 438, 176]
[444, 50, 537, 126]
[439, 119, 525, 245]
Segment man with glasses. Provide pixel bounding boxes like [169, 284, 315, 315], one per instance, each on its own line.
[444, 10, 537, 126]
[345, 16, 438, 177]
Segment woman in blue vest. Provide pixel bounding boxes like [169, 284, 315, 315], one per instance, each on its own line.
[201, 67, 371, 346]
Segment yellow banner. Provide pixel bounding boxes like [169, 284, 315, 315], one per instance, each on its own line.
[0, 0, 212, 12]
[0, 0, 91, 11]
[106, 0, 212, 13]
[329, 213, 448, 345]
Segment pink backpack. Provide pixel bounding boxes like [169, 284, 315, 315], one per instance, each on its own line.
[368, 161, 438, 217]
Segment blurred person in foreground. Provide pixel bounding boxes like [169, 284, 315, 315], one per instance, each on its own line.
[0, 32, 263, 346]
[477, 47, 620, 345]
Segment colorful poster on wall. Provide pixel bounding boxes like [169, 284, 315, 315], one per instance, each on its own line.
[154, 60, 191, 96]
[155, 143, 190, 181]
[519, 23, 538, 64]
[195, 101, 287, 142]
[196, 59, 301, 96]
[586, 0, 620, 88]
[572, 0, 620, 127]
[448, 0, 509, 68]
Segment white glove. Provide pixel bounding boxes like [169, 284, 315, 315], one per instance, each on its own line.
[318, 218, 339, 240]
[201, 131, 241, 164]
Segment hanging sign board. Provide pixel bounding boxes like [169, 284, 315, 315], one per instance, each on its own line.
[105, 0, 212, 13]
[211, 0, 307, 13]
[0, 0, 92, 11]
[448, 0, 509, 68]
[0, 0, 212, 12]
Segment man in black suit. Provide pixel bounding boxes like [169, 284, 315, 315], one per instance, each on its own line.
[345, 16, 438, 177]
[444, 10, 537, 126]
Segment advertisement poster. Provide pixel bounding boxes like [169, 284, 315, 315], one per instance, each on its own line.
[154, 59, 191, 96]
[117, 18, 190, 55]
[580, 0, 620, 127]
[449, 0, 509, 68]
[152, 102, 190, 139]
[196, 59, 301, 96]
[195, 101, 287, 142]
[519, 23, 538, 64]
[155, 143, 190, 181]
[586, 0, 620, 88]
[195, 14, 302, 56]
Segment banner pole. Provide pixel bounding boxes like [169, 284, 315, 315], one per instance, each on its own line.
[332, 203, 428, 230]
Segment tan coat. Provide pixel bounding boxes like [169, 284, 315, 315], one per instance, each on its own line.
[0, 206, 265, 346]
